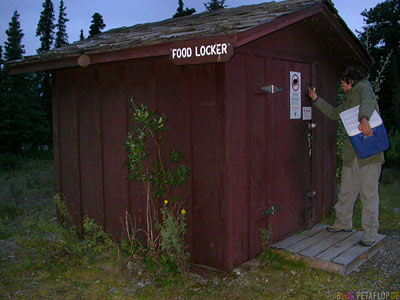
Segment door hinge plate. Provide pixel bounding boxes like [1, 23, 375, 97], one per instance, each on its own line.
[262, 205, 282, 216]
[261, 85, 283, 94]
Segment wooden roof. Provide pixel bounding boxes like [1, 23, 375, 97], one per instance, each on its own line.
[8, 0, 369, 73]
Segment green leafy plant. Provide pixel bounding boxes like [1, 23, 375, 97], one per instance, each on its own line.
[123, 99, 191, 277]
[259, 226, 272, 252]
[82, 216, 114, 254]
[55, 193, 73, 228]
[385, 130, 400, 169]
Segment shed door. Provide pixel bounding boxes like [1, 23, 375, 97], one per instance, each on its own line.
[250, 58, 313, 255]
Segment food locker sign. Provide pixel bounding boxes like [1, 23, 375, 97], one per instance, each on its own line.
[169, 37, 235, 66]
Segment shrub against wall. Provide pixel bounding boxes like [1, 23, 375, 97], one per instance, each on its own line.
[123, 99, 191, 278]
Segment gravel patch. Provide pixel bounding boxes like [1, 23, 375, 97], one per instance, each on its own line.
[357, 231, 400, 289]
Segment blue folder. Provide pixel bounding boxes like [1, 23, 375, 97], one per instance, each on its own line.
[340, 105, 390, 159]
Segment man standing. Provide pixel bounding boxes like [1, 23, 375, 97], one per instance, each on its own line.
[308, 67, 384, 247]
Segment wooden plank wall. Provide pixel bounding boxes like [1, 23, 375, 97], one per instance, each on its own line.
[53, 57, 227, 268]
[225, 53, 250, 268]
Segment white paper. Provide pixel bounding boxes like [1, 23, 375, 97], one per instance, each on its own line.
[290, 71, 301, 119]
[339, 105, 383, 136]
[303, 107, 312, 120]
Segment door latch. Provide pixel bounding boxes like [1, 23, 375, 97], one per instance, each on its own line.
[261, 85, 283, 94]
[262, 205, 282, 216]
[308, 123, 317, 129]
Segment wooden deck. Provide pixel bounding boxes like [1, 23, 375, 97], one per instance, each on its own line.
[271, 224, 385, 275]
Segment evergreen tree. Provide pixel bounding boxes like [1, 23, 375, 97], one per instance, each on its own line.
[36, 0, 55, 53]
[4, 11, 25, 61]
[55, 0, 69, 48]
[173, 0, 196, 18]
[89, 13, 106, 37]
[1, 11, 48, 154]
[0, 46, 3, 81]
[359, 0, 400, 130]
[79, 29, 85, 40]
[36, 0, 56, 148]
[204, 0, 226, 11]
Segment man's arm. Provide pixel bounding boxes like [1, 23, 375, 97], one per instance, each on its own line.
[308, 89, 341, 121]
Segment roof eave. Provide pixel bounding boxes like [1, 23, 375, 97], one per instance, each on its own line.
[8, 0, 370, 75]
[235, 2, 371, 70]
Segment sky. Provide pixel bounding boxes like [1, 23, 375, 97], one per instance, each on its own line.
[0, 0, 385, 57]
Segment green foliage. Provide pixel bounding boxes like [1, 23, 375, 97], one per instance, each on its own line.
[358, 0, 400, 131]
[259, 226, 272, 252]
[159, 207, 190, 268]
[385, 130, 400, 169]
[36, 0, 55, 53]
[4, 11, 25, 61]
[79, 29, 85, 40]
[173, 0, 196, 18]
[124, 99, 191, 278]
[1, 10, 50, 155]
[204, 0, 226, 11]
[35, 0, 55, 149]
[336, 87, 346, 181]
[82, 216, 114, 254]
[89, 13, 106, 37]
[54, 0, 69, 48]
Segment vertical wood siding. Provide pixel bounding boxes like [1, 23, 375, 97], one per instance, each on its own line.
[53, 19, 340, 269]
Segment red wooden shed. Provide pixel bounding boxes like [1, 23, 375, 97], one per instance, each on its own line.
[9, 0, 371, 270]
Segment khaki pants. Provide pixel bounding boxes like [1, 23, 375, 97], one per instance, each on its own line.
[334, 158, 382, 241]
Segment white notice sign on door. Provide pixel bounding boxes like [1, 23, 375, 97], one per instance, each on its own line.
[303, 107, 312, 120]
[290, 71, 301, 119]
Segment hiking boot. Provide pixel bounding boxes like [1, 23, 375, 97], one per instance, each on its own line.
[359, 239, 374, 247]
[326, 225, 352, 233]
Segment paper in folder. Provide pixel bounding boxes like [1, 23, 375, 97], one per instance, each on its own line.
[340, 105, 389, 159]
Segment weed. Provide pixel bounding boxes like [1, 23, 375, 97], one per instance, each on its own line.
[259, 225, 272, 252]
[82, 216, 114, 254]
[123, 100, 191, 279]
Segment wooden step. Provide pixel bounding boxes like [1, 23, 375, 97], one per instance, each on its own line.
[271, 224, 385, 275]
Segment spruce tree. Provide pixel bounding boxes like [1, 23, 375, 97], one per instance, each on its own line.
[0, 46, 3, 82]
[36, 0, 56, 149]
[55, 0, 69, 48]
[89, 13, 106, 37]
[4, 11, 25, 61]
[36, 0, 55, 53]
[173, 0, 196, 18]
[1, 11, 47, 154]
[204, 0, 226, 11]
[359, 0, 400, 130]
[79, 29, 85, 40]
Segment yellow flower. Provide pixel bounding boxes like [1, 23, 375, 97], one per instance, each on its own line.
[181, 209, 186, 215]
[164, 200, 168, 205]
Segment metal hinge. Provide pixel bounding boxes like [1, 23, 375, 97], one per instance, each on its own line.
[307, 190, 316, 198]
[262, 205, 282, 216]
[261, 85, 283, 94]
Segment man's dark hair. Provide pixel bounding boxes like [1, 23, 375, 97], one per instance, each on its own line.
[340, 67, 365, 85]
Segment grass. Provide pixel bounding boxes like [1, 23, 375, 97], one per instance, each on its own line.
[0, 159, 399, 299]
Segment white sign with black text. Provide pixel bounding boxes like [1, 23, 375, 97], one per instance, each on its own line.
[290, 71, 301, 119]
[303, 107, 312, 120]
